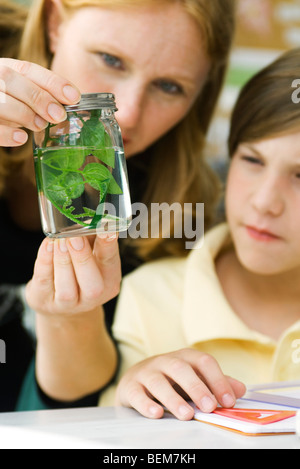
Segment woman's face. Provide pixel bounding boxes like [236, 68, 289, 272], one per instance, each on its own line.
[226, 131, 300, 277]
[48, 2, 210, 157]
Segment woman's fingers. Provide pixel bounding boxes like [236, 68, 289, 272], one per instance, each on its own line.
[0, 58, 80, 146]
[0, 92, 48, 133]
[26, 235, 121, 316]
[25, 238, 55, 310]
[52, 239, 79, 310]
[93, 234, 122, 303]
[66, 237, 106, 305]
[0, 124, 28, 147]
[0, 58, 80, 106]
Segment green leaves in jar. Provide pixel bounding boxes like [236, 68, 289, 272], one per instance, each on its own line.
[36, 111, 122, 228]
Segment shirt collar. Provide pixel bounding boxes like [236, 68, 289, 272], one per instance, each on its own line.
[181, 223, 275, 346]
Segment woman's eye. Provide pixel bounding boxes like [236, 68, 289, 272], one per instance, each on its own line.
[100, 53, 123, 70]
[154, 79, 184, 96]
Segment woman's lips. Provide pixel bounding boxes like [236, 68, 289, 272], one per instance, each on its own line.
[245, 225, 281, 242]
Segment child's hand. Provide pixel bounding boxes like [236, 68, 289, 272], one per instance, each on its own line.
[0, 58, 80, 147]
[116, 348, 246, 420]
[26, 234, 121, 317]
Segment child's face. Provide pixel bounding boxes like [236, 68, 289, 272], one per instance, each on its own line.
[226, 131, 300, 276]
[48, 3, 210, 158]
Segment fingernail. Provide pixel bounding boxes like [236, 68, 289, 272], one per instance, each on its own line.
[34, 115, 48, 129]
[69, 237, 84, 251]
[149, 405, 160, 417]
[200, 396, 216, 413]
[46, 239, 54, 252]
[222, 393, 235, 408]
[48, 103, 66, 122]
[178, 405, 192, 418]
[63, 85, 80, 102]
[97, 232, 118, 241]
[58, 238, 68, 252]
[13, 130, 28, 144]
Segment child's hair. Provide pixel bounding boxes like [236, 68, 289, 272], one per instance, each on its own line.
[0, 0, 236, 261]
[229, 48, 300, 157]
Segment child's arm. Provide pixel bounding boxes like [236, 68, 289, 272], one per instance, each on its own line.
[115, 348, 246, 420]
[26, 234, 120, 401]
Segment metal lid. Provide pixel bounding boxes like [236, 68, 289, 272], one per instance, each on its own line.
[64, 93, 117, 112]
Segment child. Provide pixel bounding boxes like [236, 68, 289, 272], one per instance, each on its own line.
[96, 47, 300, 420]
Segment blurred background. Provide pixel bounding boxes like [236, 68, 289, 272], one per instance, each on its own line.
[208, 0, 300, 161]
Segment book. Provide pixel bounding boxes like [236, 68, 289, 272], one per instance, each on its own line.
[192, 381, 300, 436]
[244, 380, 300, 408]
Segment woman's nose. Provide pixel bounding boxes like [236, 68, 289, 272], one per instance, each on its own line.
[114, 85, 145, 131]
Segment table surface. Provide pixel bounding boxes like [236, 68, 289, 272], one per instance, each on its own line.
[0, 406, 300, 449]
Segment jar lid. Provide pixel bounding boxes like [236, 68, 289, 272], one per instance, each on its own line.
[64, 93, 117, 112]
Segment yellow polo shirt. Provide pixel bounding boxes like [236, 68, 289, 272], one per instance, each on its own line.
[100, 223, 300, 406]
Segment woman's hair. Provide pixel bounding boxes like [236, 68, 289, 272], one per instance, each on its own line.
[1, 0, 236, 260]
[229, 47, 300, 157]
[0, 1, 29, 193]
[0, 0, 27, 58]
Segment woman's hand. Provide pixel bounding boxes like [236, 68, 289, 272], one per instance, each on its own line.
[116, 348, 246, 421]
[26, 234, 121, 317]
[0, 58, 80, 146]
[25, 234, 121, 401]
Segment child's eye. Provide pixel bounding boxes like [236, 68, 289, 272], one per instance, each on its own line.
[153, 79, 184, 96]
[241, 155, 263, 165]
[99, 52, 124, 70]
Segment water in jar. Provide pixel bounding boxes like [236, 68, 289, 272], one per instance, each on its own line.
[34, 145, 131, 238]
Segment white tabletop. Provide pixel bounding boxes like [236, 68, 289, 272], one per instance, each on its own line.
[0, 406, 299, 450]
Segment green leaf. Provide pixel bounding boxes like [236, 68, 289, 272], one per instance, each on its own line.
[59, 172, 85, 200]
[90, 148, 115, 168]
[78, 113, 115, 166]
[43, 169, 70, 206]
[80, 117, 106, 148]
[107, 175, 123, 195]
[42, 148, 86, 171]
[37, 110, 121, 227]
[83, 162, 122, 195]
[82, 163, 112, 190]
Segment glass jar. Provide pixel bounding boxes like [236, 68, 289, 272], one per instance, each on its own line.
[33, 93, 132, 238]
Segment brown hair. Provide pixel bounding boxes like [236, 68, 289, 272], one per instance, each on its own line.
[1, 0, 236, 261]
[0, 0, 29, 194]
[229, 48, 300, 158]
[0, 0, 27, 58]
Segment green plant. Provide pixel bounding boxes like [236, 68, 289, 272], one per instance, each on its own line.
[35, 111, 122, 229]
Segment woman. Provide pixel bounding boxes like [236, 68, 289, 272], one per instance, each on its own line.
[0, 0, 236, 410]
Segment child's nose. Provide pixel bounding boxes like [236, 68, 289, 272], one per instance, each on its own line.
[251, 178, 284, 217]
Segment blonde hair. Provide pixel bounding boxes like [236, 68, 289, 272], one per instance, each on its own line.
[2, 0, 236, 261]
[229, 48, 300, 157]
